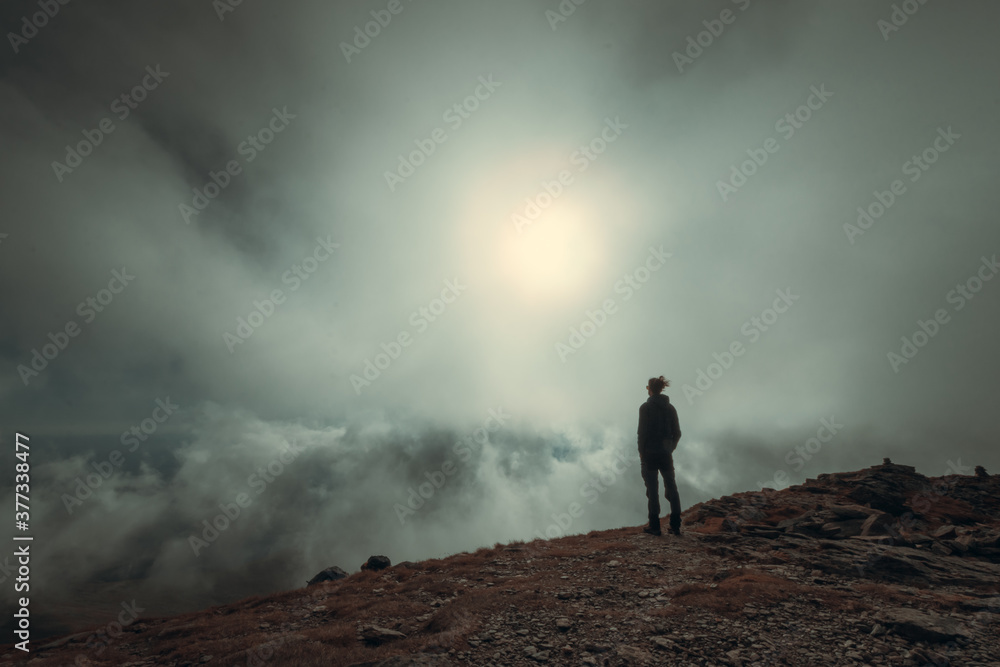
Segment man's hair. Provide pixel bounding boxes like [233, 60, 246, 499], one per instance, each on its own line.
[648, 376, 669, 394]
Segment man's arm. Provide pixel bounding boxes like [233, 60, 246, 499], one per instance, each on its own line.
[637, 404, 649, 450]
[669, 404, 681, 441]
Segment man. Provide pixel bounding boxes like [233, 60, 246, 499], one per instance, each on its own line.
[637, 375, 682, 536]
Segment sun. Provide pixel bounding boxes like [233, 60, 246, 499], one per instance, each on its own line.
[454, 146, 630, 309]
[497, 198, 603, 303]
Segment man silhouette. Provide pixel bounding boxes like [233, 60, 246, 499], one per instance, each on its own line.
[637, 375, 682, 536]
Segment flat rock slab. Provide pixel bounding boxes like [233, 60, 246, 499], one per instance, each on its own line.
[307, 565, 348, 585]
[799, 538, 1000, 587]
[958, 596, 1000, 612]
[877, 608, 972, 643]
[360, 625, 407, 646]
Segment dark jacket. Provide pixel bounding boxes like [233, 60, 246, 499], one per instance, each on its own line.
[637, 394, 681, 455]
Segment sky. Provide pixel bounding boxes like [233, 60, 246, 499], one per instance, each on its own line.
[1, 0, 999, 638]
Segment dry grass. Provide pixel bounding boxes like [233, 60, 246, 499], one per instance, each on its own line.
[537, 547, 584, 558]
[654, 569, 860, 617]
[853, 582, 914, 606]
[850, 581, 971, 613]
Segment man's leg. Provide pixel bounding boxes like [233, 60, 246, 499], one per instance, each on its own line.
[640, 455, 661, 532]
[661, 453, 682, 534]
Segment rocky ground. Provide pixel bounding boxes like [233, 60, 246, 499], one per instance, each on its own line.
[2, 461, 998, 666]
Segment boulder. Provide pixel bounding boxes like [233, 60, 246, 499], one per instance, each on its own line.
[361, 555, 392, 571]
[307, 565, 348, 586]
[360, 625, 406, 646]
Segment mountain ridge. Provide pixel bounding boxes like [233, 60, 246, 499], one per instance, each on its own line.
[3, 459, 999, 666]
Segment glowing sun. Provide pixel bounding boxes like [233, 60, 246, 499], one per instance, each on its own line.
[496, 198, 604, 302]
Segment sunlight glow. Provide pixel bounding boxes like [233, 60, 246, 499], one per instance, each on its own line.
[497, 199, 604, 303]
[455, 147, 616, 309]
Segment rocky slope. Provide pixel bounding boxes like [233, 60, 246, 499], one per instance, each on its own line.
[2, 460, 998, 666]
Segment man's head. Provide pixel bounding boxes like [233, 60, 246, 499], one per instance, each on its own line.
[647, 376, 669, 396]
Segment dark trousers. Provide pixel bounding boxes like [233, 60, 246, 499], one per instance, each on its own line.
[640, 445, 681, 529]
